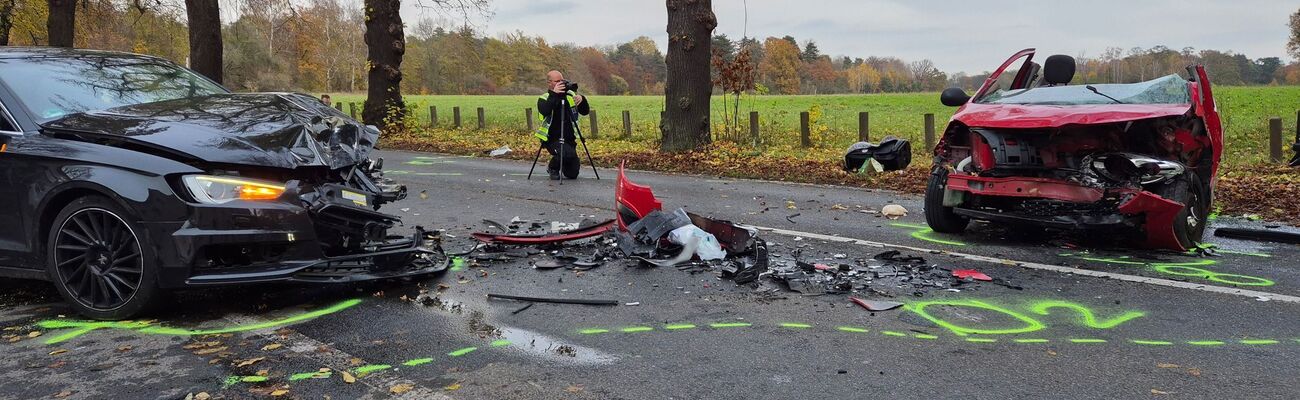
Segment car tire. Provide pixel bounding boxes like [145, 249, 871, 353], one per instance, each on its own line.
[46, 195, 162, 320]
[925, 167, 969, 233]
[1156, 172, 1209, 249]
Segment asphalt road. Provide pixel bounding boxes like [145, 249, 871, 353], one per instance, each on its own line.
[3, 150, 1300, 399]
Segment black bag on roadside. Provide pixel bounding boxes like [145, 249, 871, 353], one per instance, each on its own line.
[843, 136, 912, 172]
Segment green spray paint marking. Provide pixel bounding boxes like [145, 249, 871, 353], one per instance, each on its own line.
[709, 322, 752, 328]
[289, 371, 332, 381]
[1013, 338, 1048, 343]
[965, 338, 998, 343]
[836, 326, 869, 333]
[450, 257, 467, 271]
[1240, 339, 1280, 345]
[415, 172, 464, 176]
[490, 340, 511, 347]
[1191, 243, 1271, 258]
[891, 223, 967, 246]
[780, 323, 812, 329]
[905, 300, 1046, 336]
[913, 334, 938, 340]
[1069, 339, 1108, 344]
[241, 376, 269, 383]
[881, 331, 908, 337]
[1187, 340, 1226, 346]
[37, 299, 362, 344]
[1029, 301, 1146, 329]
[621, 326, 654, 333]
[1130, 340, 1174, 346]
[1059, 252, 1274, 287]
[665, 324, 697, 330]
[578, 328, 610, 335]
[385, 170, 412, 175]
[448, 347, 478, 357]
[353, 365, 392, 376]
[403, 358, 435, 366]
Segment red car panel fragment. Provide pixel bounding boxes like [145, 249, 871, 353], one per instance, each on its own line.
[945, 174, 1104, 203]
[615, 161, 663, 231]
[471, 220, 616, 245]
[1115, 190, 1186, 251]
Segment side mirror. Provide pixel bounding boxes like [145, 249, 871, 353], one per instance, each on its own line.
[940, 88, 971, 107]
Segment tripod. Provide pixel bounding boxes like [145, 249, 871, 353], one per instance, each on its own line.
[527, 98, 601, 184]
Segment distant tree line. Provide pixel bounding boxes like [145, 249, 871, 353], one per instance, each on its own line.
[3, 1, 1300, 96]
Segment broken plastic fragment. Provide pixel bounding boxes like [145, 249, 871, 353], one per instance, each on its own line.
[881, 204, 908, 219]
[849, 297, 903, 311]
[952, 269, 992, 281]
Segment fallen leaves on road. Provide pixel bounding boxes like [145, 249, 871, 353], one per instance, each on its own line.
[785, 201, 798, 210]
[183, 341, 222, 350]
[234, 357, 265, 367]
[192, 347, 228, 355]
[27, 331, 41, 338]
[261, 343, 282, 351]
[53, 390, 72, 398]
[444, 382, 462, 391]
[565, 384, 585, 393]
[270, 388, 290, 396]
[830, 204, 849, 210]
[390, 384, 415, 394]
[48, 349, 68, 356]
[1157, 363, 1180, 369]
[1151, 389, 1173, 395]
[341, 371, 357, 384]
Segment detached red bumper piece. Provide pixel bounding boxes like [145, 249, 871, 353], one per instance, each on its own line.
[471, 220, 616, 245]
[616, 161, 663, 231]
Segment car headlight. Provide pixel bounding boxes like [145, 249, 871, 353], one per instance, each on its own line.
[1089, 153, 1185, 185]
[182, 175, 287, 204]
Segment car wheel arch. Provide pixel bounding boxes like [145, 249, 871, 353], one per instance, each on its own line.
[36, 182, 140, 256]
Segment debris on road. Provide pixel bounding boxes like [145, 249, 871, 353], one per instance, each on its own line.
[849, 297, 903, 311]
[1213, 227, 1300, 245]
[881, 204, 908, 219]
[488, 145, 512, 157]
[952, 269, 993, 282]
[486, 293, 619, 306]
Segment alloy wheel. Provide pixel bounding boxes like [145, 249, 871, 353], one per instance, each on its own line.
[53, 208, 144, 311]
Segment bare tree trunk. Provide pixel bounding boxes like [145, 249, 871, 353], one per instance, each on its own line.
[47, 0, 76, 47]
[661, 0, 716, 152]
[362, 0, 405, 129]
[185, 0, 223, 84]
[0, 0, 15, 46]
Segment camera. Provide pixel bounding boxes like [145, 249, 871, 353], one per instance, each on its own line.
[561, 80, 579, 92]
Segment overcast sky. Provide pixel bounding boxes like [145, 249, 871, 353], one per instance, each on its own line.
[410, 0, 1297, 74]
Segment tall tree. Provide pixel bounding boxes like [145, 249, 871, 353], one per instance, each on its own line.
[0, 0, 15, 46]
[363, 0, 489, 129]
[662, 0, 717, 152]
[759, 37, 800, 94]
[47, 0, 74, 47]
[362, 0, 405, 128]
[1289, 8, 1300, 60]
[186, 0, 222, 84]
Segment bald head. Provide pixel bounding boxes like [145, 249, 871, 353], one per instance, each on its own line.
[547, 70, 564, 81]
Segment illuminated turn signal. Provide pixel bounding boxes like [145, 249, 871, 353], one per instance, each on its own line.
[239, 185, 284, 200]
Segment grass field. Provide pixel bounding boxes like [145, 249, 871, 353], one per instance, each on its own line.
[332, 86, 1300, 166]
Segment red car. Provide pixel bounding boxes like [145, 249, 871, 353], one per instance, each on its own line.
[926, 49, 1222, 251]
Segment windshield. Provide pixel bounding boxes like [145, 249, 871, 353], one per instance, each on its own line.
[0, 54, 227, 122]
[978, 74, 1190, 106]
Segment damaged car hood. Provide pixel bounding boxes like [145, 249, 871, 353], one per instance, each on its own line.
[953, 103, 1192, 129]
[39, 93, 377, 170]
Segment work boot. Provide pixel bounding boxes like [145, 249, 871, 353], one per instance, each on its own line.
[548, 169, 560, 180]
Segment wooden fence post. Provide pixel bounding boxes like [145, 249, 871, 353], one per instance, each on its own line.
[622, 110, 632, 139]
[526, 108, 534, 132]
[453, 107, 462, 129]
[348, 103, 357, 119]
[429, 106, 438, 128]
[476, 107, 485, 130]
[924, 113, 936, 150]
[799, 112, 811, 148]
[1270, 117, 1284, 163]
[589, 110, 599, 139]
[858, 112, 870, 142]
[749, 111, 760, 146]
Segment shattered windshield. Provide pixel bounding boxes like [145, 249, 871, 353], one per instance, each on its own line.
[978, 74, 1190, 106]
[0, 54, 227, 122]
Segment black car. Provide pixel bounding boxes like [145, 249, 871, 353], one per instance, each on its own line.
[0, 48, 445, 319]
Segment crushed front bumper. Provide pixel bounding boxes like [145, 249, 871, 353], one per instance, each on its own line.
[184, 227, 447, 285]
[945, 173, 1187, 250]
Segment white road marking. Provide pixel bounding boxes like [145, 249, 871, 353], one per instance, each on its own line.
[754, 225, 1300, 304]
